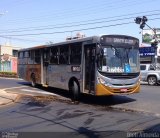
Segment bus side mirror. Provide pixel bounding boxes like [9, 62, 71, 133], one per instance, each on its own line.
[100, 49, 104, 56]
[96, 48, 103, 68]
[96, 47, 103, 56]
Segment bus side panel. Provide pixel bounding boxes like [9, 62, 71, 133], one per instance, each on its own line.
[26, 64, 41, 84]
[18, 57, 27, 80]
[47, 65, 60, 88]
[18, 64, 26, 80]
[47, 65, 82, 91]
[18, 64, 41, 84]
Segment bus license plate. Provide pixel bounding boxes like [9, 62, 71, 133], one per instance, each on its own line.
[120, 88, 128, 92]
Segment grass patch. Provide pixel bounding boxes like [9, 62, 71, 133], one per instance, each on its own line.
[0, 72, 18, 78]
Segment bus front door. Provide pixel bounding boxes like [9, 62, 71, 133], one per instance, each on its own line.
[43, 48, 50, 86]
[84, 44, 96, 94]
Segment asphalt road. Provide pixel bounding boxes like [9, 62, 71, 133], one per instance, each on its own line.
[112, 82, 160, 116]
[0, 78, 160, 138]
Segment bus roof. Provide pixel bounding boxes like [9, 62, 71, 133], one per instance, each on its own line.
[19, 36, 99, 51]
[18, 35, 139, 52]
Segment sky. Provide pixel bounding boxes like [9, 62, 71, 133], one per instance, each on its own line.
[0, 0, 160, 48]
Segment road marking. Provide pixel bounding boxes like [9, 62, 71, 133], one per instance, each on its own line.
[21, 89, 59, 96]
[1, 86, 60, 97]
[0, 84, 64, 98]
[3, 86, 28, 91]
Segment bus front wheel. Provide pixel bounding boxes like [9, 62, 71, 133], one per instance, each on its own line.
[71, 81, 80, 101]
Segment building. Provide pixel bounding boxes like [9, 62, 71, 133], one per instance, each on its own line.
[0, 44, 21, 73]
[140, 28, 160, 64]
[139, 44, 160, 64]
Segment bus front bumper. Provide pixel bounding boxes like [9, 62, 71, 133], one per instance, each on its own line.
[95, 83, 140, 96]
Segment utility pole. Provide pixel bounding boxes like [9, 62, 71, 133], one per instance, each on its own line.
[134, 16, 159, 65]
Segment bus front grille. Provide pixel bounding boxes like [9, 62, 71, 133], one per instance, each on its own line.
[112, 83, 134, 86]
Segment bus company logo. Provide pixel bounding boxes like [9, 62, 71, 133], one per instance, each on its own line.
[120, 80, 126, 86]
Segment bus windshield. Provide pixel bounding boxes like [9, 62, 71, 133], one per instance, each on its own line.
[98, 47, 139, 73]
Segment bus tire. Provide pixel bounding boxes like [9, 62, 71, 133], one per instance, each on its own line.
[71, 81, 80, 101]
[31, 74, 36, 87]
[147, 76, 157, 85]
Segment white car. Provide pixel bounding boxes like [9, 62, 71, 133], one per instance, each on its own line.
[140, 64, 160, 85]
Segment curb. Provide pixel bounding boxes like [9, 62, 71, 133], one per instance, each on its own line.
[0, 77, 23, 80]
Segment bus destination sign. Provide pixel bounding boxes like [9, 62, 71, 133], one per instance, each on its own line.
[113, 38, 134, 44]
[100, 36, 138, 46]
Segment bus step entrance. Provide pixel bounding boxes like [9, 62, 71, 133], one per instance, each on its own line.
[42, 84, 49, 87]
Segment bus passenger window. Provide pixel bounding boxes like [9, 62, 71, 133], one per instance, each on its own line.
[50, 47, 58, 64]
[30, 51, 34, 60]
[18, 52, 20, 58]
[35, 50, 41, 64]
[24, 51, 30, 58]
[59, 46, 69, 64]
[70, 45, 81, 65]
[19, 52, 24, 59]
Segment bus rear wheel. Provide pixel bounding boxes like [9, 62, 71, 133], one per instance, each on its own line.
[71, 81, 80, 101]
[31, 74, 36, 87]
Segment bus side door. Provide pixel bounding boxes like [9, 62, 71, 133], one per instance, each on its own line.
[84, 44, 96, 94]
[43, 48, 50, 85]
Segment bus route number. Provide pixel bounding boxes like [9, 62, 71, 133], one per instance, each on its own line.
[71, 66, 81, 72]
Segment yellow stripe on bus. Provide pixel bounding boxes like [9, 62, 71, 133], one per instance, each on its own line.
[95, 83, 140, 96]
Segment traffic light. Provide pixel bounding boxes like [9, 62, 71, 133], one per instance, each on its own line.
[135, 17, 142, 24]
[140, 22, 145, 29]
[142, 16, 148, 22]
[134, 16, 148, 29]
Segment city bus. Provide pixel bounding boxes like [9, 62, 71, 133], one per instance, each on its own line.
[18, 34, 140, 100]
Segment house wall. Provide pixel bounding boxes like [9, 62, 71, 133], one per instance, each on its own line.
[0, 45, 21, 73]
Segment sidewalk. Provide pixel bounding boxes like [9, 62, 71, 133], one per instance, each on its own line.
[0, 89, 18, 106]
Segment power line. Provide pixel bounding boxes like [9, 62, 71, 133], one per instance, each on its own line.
[0, 35, 44, 43]
[1, 17, 159, 43]
[2, 17, 160, 37]
[0, 22, 135, 36]
[0, 16, 135, 33]
[0, 10, 160, 34]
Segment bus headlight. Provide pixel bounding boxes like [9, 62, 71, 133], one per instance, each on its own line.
[98, 77, 111, 87]
[99, 77, 106, 84]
